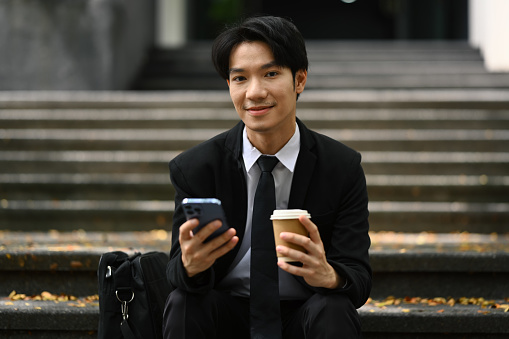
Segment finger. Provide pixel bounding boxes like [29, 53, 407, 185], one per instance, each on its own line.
[191, 220, 224, 243]
[299, 215, 323, 244]
[280, 231, 316, 253]
[179, 219, 199, 241]
[206, 227, 236, 247]
[276, 244, 316, 266]
[279, 233, 324, 267]
[277, 259, 313, 277]
[211, 235, 239, 259]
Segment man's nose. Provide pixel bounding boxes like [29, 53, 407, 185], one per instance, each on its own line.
[246, 78, 268, 100]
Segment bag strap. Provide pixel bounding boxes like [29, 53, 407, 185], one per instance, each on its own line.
[114, 260, 142, 339]
[120, 319, 139, 339]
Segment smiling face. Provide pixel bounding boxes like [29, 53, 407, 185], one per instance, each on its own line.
[227, 41, 307, 154]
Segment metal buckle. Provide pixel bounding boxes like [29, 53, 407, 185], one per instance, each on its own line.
[116, 290, 134, 321]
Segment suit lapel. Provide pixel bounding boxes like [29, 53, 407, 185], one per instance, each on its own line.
[288, 120, 317, 209]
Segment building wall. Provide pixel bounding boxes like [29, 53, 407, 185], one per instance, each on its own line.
[157, 0, 186, 47]
[0, 0, 155, 90]
[469, 0, 509, 71]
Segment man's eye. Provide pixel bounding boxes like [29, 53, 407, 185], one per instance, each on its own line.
[266, 71, 278, 77]
[232, 76, 246, 82]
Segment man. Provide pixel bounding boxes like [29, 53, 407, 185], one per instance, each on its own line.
[163, 16, 371, 339]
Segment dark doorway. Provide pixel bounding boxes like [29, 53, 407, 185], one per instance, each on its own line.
[187, 0, 468, 40]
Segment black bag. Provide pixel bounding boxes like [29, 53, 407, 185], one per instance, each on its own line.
[97, 251, 171, 339]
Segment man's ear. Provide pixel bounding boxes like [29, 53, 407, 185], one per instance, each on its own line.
[227, 79, 230, 87]
[295, 69, 307, 94]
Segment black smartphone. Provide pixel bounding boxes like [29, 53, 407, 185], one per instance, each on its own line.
[182, 198, 229, 242]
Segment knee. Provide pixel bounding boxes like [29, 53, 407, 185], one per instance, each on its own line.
[163, 289, 219, 338]
[165, 288, 216, 315]
[303, 293, 361, 337]
[308, 293, 356, 318]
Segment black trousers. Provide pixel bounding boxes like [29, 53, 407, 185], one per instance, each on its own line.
[163, 288, 362, 339]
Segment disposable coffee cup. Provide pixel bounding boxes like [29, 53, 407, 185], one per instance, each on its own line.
[271, 209, 311, 262]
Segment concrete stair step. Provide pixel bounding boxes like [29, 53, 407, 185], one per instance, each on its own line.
[305, 73, 509, 88]
[1, 298, 508, 339]
[143, 60, 489, 76]
[0, 299, 98, 339]
[1, 298, 507, 338]
[137, 73, 509, 91]
[3, 137, 507, 153]
[2, 151, 507, 175]
[369, 201, 509, 233]
[1, 89, 509, 110]
[369, 232, 509, 298]
[1, 230, 508, 338]
[1, 200, 507, 233]
[1, 174, 507, 202]
[360, 301, 509, 338]
[1, 231, 508, 297]
[154, 41, 482, 61]
[2, 128, 508, 152]
[2, 108, 508, 130]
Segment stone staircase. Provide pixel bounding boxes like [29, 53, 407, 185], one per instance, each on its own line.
[134, 41, 509, 91]
[1, 41, 509, 337]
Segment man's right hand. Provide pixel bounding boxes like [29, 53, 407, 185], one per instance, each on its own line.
[179, 218, 238, 277]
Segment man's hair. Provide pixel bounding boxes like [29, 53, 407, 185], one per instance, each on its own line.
[211, 16, 308, 81]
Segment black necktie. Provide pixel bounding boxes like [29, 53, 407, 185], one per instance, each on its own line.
[250, 155, 282, 339]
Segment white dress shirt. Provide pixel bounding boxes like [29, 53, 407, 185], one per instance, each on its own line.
[217, 123, 313, 300]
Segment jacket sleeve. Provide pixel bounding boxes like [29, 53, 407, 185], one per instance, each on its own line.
[303, 152, 372, 308]
[165, 158, 216, 294]
[328, 153, 371, 308]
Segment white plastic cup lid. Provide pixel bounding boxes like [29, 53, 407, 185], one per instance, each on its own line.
[270, 209, 311, 220]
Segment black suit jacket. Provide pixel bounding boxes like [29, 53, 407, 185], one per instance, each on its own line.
[167, 119, 372, 308]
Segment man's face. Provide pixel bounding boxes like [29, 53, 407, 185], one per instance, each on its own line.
[227, 41, 307, 144]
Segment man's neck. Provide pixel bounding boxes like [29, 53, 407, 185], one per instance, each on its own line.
[246, 125, 296, 155]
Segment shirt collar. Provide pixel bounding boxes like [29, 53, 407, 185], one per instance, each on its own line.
[242, 123, 300, 173]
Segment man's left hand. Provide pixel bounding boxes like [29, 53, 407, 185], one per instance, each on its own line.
[276, 215, 344, 289]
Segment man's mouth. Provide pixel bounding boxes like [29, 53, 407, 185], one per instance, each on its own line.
[245, 104, 275, 115]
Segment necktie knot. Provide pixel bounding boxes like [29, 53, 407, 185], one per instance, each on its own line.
[257, 155, 279, 173]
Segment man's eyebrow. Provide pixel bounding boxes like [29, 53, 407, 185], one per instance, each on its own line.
[228, 61, 279, 75]
[229, 67, 244, 75]
[261, 61, 279, 69]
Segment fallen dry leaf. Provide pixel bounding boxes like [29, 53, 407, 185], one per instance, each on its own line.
[8, 291, 97, 306]
[70, 261, 83, 268]
[367, 296, 507, 311]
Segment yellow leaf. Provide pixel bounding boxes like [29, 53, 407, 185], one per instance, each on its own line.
[70, 261, 83, 268]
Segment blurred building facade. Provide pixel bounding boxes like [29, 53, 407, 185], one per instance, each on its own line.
[160, 0, 509, 72]
[1, 0, 508, 91]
